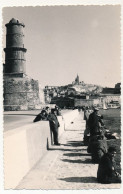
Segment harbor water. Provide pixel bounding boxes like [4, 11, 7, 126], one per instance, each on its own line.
[99, 108, 121, 173]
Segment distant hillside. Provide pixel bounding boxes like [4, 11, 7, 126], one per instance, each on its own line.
[57, 83, 103, 96]
[70, 84, 103, 95]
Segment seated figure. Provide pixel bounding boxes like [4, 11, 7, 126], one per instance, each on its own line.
[87, 135, 107, 163]
[97, 147, 121, 184]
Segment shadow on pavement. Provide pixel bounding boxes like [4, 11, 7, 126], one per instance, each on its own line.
[61, 158, 92, 164]
[65, 129, 82, 131]
[59, 176, 97, 183]
[48, 148, 86, 152]
[65, 141, 85, 147]
[63, 153, 91, 157]
[60, 145, 87, 151]
[48, 148, 74, 152]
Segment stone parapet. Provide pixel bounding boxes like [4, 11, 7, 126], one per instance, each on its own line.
[4, 109, 79, 189]
[4, 73, 26, 78]
[4, 121, 51, 189]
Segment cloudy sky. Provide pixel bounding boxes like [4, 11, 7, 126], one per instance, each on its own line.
[2, 5, 121, 88]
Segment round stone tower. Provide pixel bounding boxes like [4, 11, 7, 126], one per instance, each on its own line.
[4, 18, 27, 77]
[3, 18, 44, 111]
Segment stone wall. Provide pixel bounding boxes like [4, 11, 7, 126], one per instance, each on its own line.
[4, 76, 43, 111]
[74, 99, 93, 107]
[4, 121, 51, 189]
[4, 109, 79, 189]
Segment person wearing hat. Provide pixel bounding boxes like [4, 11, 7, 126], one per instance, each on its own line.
[55, 105, 61, 116]
[89, 134, 108, 163]
[88, 107, 104, 136]
[48, 108, 60, 145]
[45, 106, 50, 118]
[97, 146, 121, 183]
[83, 106, 91, 144]
[33, 108, 49, 122]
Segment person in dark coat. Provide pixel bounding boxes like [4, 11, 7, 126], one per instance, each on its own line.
[84, 107, 91, 134]
[83, 107, 87, 120]
[48, 108, 60, 145]
[88, 107, 104, 136]
[55, 105, 61, 116]
[97, 147, 121, 184]
[90, 135, 108, 163]
[33, 107, 50, 122]
[83, 107, 91, 145]
[45, 106, 50, 118]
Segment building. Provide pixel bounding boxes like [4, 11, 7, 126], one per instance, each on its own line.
[100, 94, 121, 105]
[72, 74, 85, 86]
[44, 75, 103, 106]
[115, 83, 121, 94]
[51, 97, 74, 108]
[102, 83, 121, 95]
[3, 18, 44, 111]
[100, 83, 121, 106]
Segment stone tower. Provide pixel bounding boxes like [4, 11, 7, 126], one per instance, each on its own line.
[75, 74, 79, 85]
[3, 18, 44, 111]
[4, 18, 27, 77]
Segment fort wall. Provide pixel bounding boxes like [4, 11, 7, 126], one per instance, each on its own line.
[4, 110, 79, 189]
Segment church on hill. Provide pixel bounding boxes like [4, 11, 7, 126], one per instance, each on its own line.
[72, 74, 85, 86]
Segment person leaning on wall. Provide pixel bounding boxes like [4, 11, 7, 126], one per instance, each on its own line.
[33, 106, 50, 122]
[88, 107, 104, 136]
[48, 108, 60, 146]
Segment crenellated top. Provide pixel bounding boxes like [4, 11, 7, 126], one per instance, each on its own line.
[5, 18, 25, 27]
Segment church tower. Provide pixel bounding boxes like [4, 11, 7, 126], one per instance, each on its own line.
[75, 74, 79, 85]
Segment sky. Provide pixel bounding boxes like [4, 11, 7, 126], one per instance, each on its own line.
[2, 5, 121, 88]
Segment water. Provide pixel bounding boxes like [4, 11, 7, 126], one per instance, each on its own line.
[99, 109, 121, 173]
[99, 109, 121, 135]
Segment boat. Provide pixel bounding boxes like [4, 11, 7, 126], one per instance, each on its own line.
[107, 101, 120, 109]
[103, 100, 108, 110]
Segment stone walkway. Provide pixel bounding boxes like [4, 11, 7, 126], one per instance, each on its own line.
[16, 112, 121, 190]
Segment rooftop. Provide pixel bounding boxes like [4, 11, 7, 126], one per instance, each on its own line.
[5, 18, 25, 27]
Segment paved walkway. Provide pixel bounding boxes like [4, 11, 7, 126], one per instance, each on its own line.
[16, 112, 121, 189]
